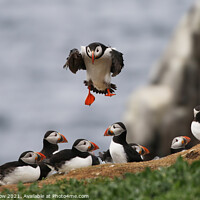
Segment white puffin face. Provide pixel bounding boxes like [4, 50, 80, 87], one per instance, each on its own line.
[45, 131, 61, 144]
[20, 152, 38, 164]
[171, 137, 185, 149]
[86, 45, 102, 59]
[109, 123, 125, 136]
[94, 45, 103, 58]
[132, 145, 142, 154]
[74, 139, 91, 152]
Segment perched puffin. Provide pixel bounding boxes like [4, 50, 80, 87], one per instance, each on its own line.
[170, 136, 191, 154]
[104, 122, 149, 163]
[191, 105, 200, 141]
[44, 139, 100, 173]
[40, 130, 68, 158]
[63, 42, 124, 105]
[99, 143, 149, 163]
[0, 151, 45, 185]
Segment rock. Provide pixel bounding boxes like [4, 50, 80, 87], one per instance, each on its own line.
[123, 0, 200, 158]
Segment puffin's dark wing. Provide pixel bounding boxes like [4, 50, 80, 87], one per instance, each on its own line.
[124, 145, 143, 162]
[63, 48, 86, 74]
[0, 161, 23, 180]
[99, 150, 111, 162]
[110, 49, 124, 77]
[91, 155, 100, 165]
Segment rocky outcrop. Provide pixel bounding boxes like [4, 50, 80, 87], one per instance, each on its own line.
[123, 0, 200, 158]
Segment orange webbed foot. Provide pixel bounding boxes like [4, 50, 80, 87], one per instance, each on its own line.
[85, 87, 95, 106]
[105, 89, 116, 97]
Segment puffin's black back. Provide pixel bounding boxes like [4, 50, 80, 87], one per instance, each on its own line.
[48, 148, 91, 170]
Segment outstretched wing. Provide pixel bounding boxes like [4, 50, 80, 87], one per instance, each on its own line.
[63, 48, 86, 74]
[110, 49, 124, 77]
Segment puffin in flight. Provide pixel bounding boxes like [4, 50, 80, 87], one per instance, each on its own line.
[0, 151, 46, 185]
[63, 42, 124, 105]
[170, 136, 191, 154]
[40, 130, 68, 159]
[104, 122, 149, 163]
[191, 105, 200, 141]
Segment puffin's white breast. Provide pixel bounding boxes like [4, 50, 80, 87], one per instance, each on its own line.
[58, 156, 92, 173]
[81, 47, 112, 91]
[191, 121, 200, 141]
[109, 139, 127, 163]
[2, 166, 40, 185]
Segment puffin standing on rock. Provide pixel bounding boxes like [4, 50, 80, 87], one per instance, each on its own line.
[0, 151, 46, 185]
[104, 122, 149, 163]
[40, 130, 68, 159]
[191, 105, 200, 141]
[63, 42, 124, 105]
[44, 139, 100, 173]
[170, 136, 191, 154]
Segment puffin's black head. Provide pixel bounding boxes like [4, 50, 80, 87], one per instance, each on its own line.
[130, 143, 150, 155]
[44, 130, 68, 144]
[104, 122, 127, 136]
[86, 42, 107, 64]
[19, 151, 46, 164]
[72, 139, 99, 152]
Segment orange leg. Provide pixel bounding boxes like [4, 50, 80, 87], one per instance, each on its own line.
[85, 86, 95, 106]
[105, 88, 116, 97]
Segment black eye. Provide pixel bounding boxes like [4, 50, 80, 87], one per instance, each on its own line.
[29, 154, 32, 157]
[96, 49, 99, 52]
[84, 141, 86, 145]
[175, 139, 178, 142]
[113, 125, 116, 129]
[55, 133, 57, 136]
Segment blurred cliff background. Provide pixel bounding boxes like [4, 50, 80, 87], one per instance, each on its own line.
[0, 0, 196, 164]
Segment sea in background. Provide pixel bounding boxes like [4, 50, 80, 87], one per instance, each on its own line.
[0, 0, 194, 164]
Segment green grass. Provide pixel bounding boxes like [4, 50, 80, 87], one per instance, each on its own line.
[1, 157, 200, 200]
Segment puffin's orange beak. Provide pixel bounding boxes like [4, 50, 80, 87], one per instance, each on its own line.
[140, 145, 150, 155]
[35, 152, 46, 161]
[88, 141, 99, 151]
[58, 133, 68, 143]
[104, 127, 114, 136]
[182, 136, 191, 145]
[92, 51, 95, 64]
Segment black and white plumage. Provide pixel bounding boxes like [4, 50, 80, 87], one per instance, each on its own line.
[44, 139, 100, 173]
[40, 130, 68, 159]
[170, 136, 191, 154]
[63, 42, 124, 105]
[104, 122, 149, 163]
[0, 151, 46, 185]
[99, 143, 149, 163]
[191, 105, 200, 141]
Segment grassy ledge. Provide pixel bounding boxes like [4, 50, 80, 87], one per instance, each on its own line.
[1, 157, 200, 200]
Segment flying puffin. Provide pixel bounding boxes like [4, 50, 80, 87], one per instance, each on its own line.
[191, 105, 200, 141]
[0, 151, 45, 185]
[104, 122, 149, 163]
[44, 139, 100, 173]
[170, 136, 191, 154]
[40, 130, 68, 158]
[99, 143, 149, 163]
[63, 42, 124, 105]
